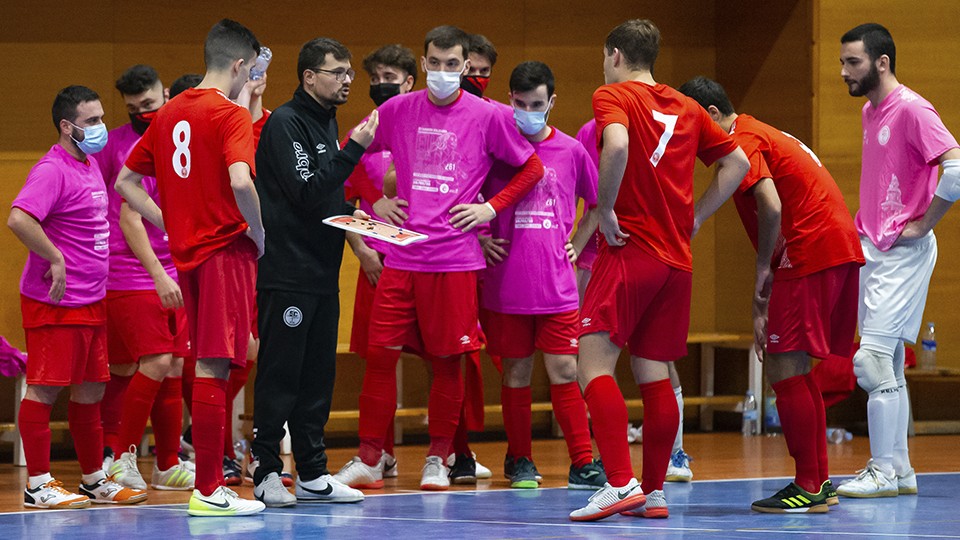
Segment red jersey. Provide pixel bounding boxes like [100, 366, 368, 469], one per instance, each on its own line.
[593, 81, 737, 271]
[729, 114, 864, 280]
[126, 88, 256, 272]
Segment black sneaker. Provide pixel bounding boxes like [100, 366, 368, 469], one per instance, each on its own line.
[504, 455, 542, 482]
[751, 482, 829, 513]
[448, 453, 477, 485]
[510, 457, 539, 489]
[568, 458, 607, 490]
[822, 479, 839, 506]
[223, 456, 243, 486]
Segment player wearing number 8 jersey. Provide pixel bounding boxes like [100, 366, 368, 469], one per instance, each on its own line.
[571, 19, 749, 522]
[117, 19, 266, 517]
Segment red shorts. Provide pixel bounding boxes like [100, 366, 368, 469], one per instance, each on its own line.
[579, 241, 692, 360]
[26, 324, 109, 386]
[480, 308, 580, 358]
[350, 267, 377, 356]
[179, 237, 257, 367]
[767, 262, 859, 359]
[106, 290, 189, 364]
[368, 267, 481, 357]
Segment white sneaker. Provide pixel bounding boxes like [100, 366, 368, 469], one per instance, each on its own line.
[332, 456, 383, 489]
[420, 456, 450, 491]
[102, 450, 114, 476]
[836, 460, 898, 498]
[665, 449, 693, 482]
[24, 478, 91, 509]
[188, 486, 265, 516]
[296, 474, 364, 503]
[107, 445, 147, 490]
[254, 472, 296, 507]
[627, 423, 643, 444]
[79, 475, 148, 504]
[381, 452, 399, 478]
[152, 460, 195, 490]
[569, 478, 646, 521]
[621, 489, 669, 518]
[897, 468, 918, 495]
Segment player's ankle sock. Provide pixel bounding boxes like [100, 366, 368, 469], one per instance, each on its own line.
[550, 382, 592, 467]
[772, 375, 821, 493]
[181, 353, 196, 416]
[452, 405, 471, 456]
[638, 379, 678, 494]
[501, 385, 533, 460]
[672, 385, 685, 454]
[151, 376, 184, 470]
[803, 373, 830, 484]
[118, 372, 163, 450]
[358, 346, 401, 466]
[100, 373, 132, 455]
[68, 401, 105, 475]
[18, 399, 53, 476]
[583, 375, 632, 487]
[193, 377, 228, 496]
[426, 355, 463, 456]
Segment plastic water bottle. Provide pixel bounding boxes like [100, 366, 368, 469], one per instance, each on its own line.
[920, 321, 937, 371]
[742, 390, 759, 436]
[250, 47, 272, 80]
[826, 428, 853, 444]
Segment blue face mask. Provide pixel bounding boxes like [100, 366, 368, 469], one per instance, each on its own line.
[70, 122, 108, 155]
[513, 107, 548, 136]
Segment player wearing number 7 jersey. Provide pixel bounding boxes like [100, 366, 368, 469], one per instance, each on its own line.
[116, 19, 266, 517]
[680, 76, 864, 513]
[571, 19, 749, 522]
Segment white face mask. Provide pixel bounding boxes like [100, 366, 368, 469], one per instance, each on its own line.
[426, 69, 463, 100]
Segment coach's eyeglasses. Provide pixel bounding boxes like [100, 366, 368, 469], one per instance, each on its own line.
[310, 67, 356, 83]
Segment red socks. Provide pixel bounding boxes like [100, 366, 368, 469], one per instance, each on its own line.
[68, 401, 104, 476]
[181, 353, 196, 415]
[358, 346, 401, 466]
[100, 373, 132, 454]
[223, 362, 254, 459]
[192, 377, 228, 496]
[151, 377, 184, 471]
[452, 404, 472, 456]
[583, 376, 632, 486]
[426, 355, 463, 458]
[118, 372, 162, 451]
[551, 382, 593, 467]
[384, 415, 396, 456]
[501, 385, 532, 459]
[772, 375, 821, 493]
[18, 399, 53, 476]
[804, 373, 829, 485]
[639, 379, 679, 494]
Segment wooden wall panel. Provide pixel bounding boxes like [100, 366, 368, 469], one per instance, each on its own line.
[814, 1, 960, 368]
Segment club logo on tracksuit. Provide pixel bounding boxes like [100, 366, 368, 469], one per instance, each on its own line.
[284, 307, 303, 327]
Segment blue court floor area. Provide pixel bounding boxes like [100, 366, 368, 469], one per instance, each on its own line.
[3, 473, 959, 539]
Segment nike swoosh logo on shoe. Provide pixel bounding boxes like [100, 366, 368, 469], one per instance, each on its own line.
[199, 497, 231, 509]
[617, 487, 635, 500]
[299, 484, 334, 496]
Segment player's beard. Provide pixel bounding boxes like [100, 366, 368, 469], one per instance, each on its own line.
[847, 64, 880, 97]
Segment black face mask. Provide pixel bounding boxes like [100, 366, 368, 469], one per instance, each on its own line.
[129, 108, 160, 136]
[369, 83, 402, 106]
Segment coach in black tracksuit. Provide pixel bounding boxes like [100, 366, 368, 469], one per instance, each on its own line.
[252, 38, 378, 494]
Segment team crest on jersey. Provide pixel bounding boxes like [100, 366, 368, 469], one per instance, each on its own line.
[878, 125, 891, 146]
[283, 307, 303, 328]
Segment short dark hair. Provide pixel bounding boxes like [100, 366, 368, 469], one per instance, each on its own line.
[467, 34, 498, 66]
[204, 18, 260, 72]
[169, 73, 203, 99]
[298, 37, 352, 84]
[115, 64, 161, 96]
[362, 44, 417, 85]
[509, 61, 555, 97]
[52, 85, 100, 131]
[841, 23, 896, 75]
[678, 76, 735, 116]
[424, 25, 470, 59]
[605, 19, 661, 71]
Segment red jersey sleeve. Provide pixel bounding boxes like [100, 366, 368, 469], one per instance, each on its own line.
[591, 87, 630, 147]
[252, 109, 271, 149]
[731, 131, 771, 194]
[125, 124, 157, 177]
[693, 105, 739, 167]
[221, 107, 257, 178]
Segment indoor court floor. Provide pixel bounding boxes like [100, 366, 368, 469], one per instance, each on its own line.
[0, 433, 957, 538]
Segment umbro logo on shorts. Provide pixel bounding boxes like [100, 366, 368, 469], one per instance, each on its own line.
[570, 339, 579, 347]
[769, 334, 780, 344]
[460, 335, 471, 345]
[284, 307, 303, 328]
[581, 318, 592, 327]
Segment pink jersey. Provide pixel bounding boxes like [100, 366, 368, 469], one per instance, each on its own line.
[856, 85, 958, 251]
[368, 89, 534, 272]
[12, 144, 109, 307]
[98, 124, 177, 290]
[481, 127, 598, 314]
[574, 119, 600, 269]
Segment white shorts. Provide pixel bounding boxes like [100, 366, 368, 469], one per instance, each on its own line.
[858, 231, 937, 343]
